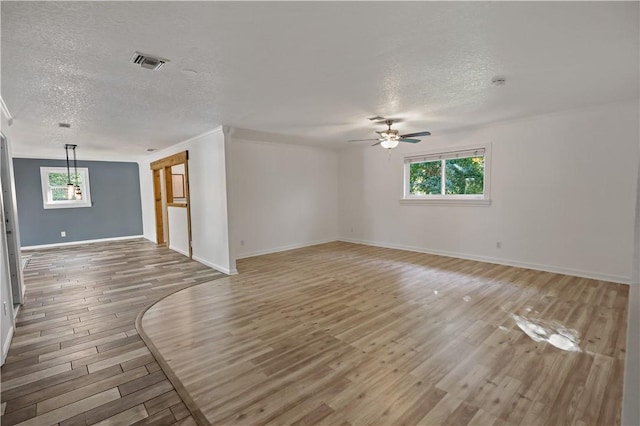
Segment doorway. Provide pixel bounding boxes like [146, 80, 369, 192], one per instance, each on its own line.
[150, 151, 192, 258]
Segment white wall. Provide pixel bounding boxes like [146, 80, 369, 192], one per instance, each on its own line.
[1, 105, 16, 364]
[227, 138, 339, 260]
[339, 100, 639, 283]
[0, 210, 14, 365]
[167, 206, 189, 257]
[140, 163, 155, 243]
[139, 127, 233, 274]
[622, 115, 640, 425]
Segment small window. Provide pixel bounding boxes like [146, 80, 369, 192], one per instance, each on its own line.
[40, 167, 92, 209]
[402, 145, 491, 205]
[169, 163, 187, 206]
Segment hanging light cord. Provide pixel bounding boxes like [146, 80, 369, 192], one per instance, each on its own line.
[73, 146, 78, 186]
[65, 145, 71, 184]
[72, 145, 82, 199]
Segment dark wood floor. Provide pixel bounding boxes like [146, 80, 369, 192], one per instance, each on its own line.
[1, 239, 224, 426]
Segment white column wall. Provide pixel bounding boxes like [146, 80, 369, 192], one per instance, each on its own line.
[622, 102, 640, 425]
[227, 138, 339, 260]
[139, 127, 233, 274]
[167, 206, 189, 257]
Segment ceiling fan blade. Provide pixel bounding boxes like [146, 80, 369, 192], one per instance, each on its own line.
[371, 141, 382, 147]
[399, 138, 421, 143]
[400, 131, 431, 138]
[348, 138, 381, 142]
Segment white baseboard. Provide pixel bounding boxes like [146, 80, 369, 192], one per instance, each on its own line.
[2, 325, 14, 366]
[339, 238, 630, 284]
[192, 255, 237, 276]
[169, 245, 190, 257]
[143, 234, 157, 244]
[21, 235, 144, 251]
[235, 238, 339, 260]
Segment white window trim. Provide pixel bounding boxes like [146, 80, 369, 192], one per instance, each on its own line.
[40, 167, 92, 209]
[400, 143, 492, 206]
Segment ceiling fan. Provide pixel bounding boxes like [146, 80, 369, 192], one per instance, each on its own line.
[348, 117, 431, 149]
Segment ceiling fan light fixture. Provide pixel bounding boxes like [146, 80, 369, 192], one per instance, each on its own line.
[380, 139, 399, 149]
[347, 116, 429, 149]
[380, 129, 399, 141]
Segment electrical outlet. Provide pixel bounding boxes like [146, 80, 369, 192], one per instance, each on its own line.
[240, 240, 245, 246]
[496, 241, 502, 249]
[61, 231, 66, 237]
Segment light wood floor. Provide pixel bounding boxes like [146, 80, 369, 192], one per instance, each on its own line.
[1, 239, 224, 426]
[140, 242, 628, 426]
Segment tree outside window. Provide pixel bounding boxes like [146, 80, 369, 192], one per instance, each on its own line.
[404, 147, 489, 203]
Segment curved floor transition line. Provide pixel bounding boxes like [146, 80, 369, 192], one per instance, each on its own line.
[136, 281, 219, 426]
[1, 239, 225, 426]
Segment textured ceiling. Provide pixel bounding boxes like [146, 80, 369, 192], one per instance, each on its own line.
[1, 1, 638, 159]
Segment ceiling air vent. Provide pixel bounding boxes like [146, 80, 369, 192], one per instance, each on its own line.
[129, 52, 169, 71]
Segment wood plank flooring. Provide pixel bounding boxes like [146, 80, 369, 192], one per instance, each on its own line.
[1, 239, 224, 426]
[139, 242, 629, 426]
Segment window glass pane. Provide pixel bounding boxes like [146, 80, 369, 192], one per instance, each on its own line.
[48, 172, 82, 186]
[51, 188, 68, 201]
[444, 156, 484, 195]
[409, 161, 442, 195]
[48, 172, 69, 186]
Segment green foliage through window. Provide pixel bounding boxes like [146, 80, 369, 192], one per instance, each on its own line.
[409, 161, 441, 195]
[445, 157, 484, 195]
[409, 156, 484, 196]
[47, 172, 83, 201]
[48, 172, 82, 186]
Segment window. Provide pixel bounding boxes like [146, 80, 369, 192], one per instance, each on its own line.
[169, 163, 187, 206]
[402, 145, 491, 205]
[40, 167, 92, 209]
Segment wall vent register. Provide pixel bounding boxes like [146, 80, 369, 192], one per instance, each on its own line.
[129, 52, 169, 70]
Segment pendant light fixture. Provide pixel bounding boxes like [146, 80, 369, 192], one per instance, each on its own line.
[64, 144, 76, 200]
[72, 145, 82, 200]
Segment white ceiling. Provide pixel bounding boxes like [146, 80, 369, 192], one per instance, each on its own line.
[1, 1, 638, 159]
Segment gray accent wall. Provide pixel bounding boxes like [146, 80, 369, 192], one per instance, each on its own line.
[13, 158, 143, 247]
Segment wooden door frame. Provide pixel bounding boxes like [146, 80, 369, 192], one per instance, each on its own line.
[152, 169, 164, 245]
[150, 151, 193, 258]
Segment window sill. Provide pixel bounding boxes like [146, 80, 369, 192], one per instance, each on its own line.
[43, 202, 92, 209]
[399, 198, 491, 206]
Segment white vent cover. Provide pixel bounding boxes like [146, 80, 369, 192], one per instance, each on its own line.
[129, 52, 169, 70]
